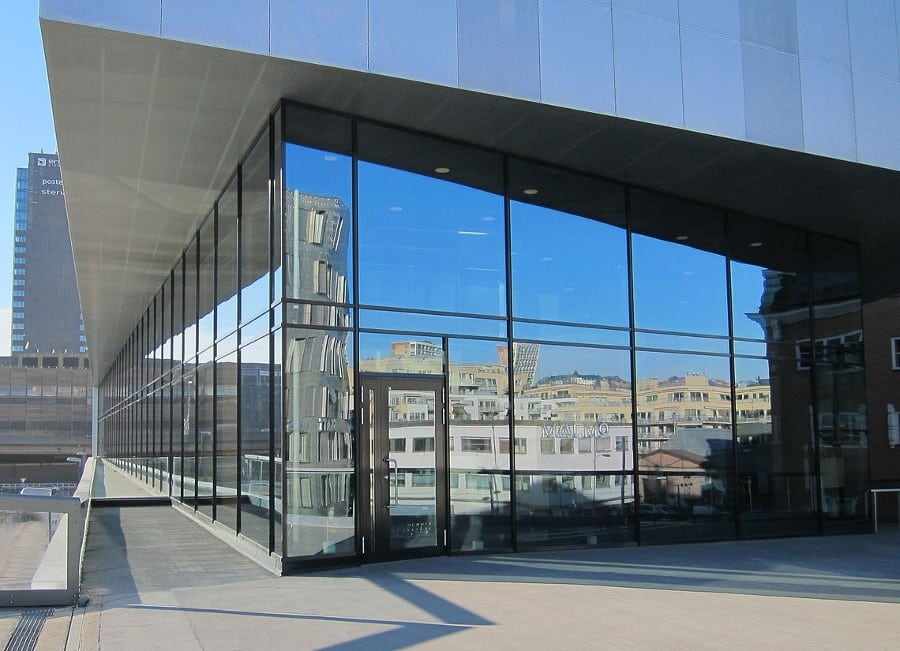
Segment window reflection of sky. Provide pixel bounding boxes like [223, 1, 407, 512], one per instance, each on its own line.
[511, 201, 628, 327]
[284, 141, 794, 385]
[358, 162, 505, 316]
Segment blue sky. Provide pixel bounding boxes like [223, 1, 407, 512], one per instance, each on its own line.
[0, 1, 57, 355]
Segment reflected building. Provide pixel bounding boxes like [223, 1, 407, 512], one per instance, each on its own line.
[40, 3, 900, 571]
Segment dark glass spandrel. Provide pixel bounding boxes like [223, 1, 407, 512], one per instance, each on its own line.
[514, 343, 634, 548]
[283, 326, 354, 558]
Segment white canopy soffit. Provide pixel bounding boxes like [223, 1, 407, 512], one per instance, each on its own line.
[42, 18, 900, 379]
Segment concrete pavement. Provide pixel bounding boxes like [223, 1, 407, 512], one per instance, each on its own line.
[6, 461, 899, 650]
[71, 505, 900, 649]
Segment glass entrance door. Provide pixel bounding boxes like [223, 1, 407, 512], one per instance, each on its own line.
[361, 375, 447, 561]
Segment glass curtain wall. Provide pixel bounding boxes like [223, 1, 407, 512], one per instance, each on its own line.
[97, 99, 868, 567]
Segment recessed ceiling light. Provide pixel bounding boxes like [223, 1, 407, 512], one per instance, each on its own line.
[676, 235, 689, 241]
[523, 188, 539, 195]
[750, 241, 763, 247]
[324, 155, 337, 162]
[434, 167, 450, 174]
[389, 206, 403, 212]
[458, 230, 487, 236]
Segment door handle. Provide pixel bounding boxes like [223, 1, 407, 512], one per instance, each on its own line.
[384, 456, 399, 508]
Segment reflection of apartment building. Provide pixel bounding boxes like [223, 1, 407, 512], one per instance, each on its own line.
[379, 342, 774, 455]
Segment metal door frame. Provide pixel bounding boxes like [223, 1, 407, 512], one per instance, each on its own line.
[358, 373, 448, 563]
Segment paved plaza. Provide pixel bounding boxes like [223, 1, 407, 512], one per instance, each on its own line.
[1, 462, 898, 650]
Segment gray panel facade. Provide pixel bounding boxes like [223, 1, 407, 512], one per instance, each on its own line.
[39, 0, 900, 171]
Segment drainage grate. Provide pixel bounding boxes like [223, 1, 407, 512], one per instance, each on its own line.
[4, 608, 53, 651]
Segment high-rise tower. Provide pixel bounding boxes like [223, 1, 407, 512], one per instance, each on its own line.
[10, 152, 85, 354]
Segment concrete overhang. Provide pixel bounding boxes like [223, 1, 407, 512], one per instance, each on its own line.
[42, 18, 900, 380]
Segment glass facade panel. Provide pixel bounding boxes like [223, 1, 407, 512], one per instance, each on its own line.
[515, 344, 634, 547]
[448, 338, 511, 552]
[98, 101, 870, 568]
[357, 123, 505, 316]
[240, 335, 271, 549]
[283, 327, 354, 558]
[217, 177, 238, 339]
[810, 235, 867, 532]
[196, 347, 214, 518]
[359, 334, 443, 376]
[636, 350, 734, 543]
[284, 143, 352, 306]
[184, 237, 198, 362]
[198, 213, 215, 355]
[215, 349, 238, 530]
[510, 159, 627, 328]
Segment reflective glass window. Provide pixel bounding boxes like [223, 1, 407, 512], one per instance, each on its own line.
[635, 350, 734, 543]
[240, 334, 271, 549]
[184, 237, 198, 362]
[810, 235, 866, 532]
[198, 213, 215, 354]
[359, 333, 443, 376]
[172, 258, 184, 368]
[358, 123, 505, 316]
[283, 326, 354, 557]
[196, 348, 215, 519]
[217, 176, 238, 339]
[241, 127, 271, 324]
[514, 343, 634, 547]
[631, 190, 728, 336]
[448, 338, 512, 552]
[510, 159, 627, 327]
[215, 349, 238, 531]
